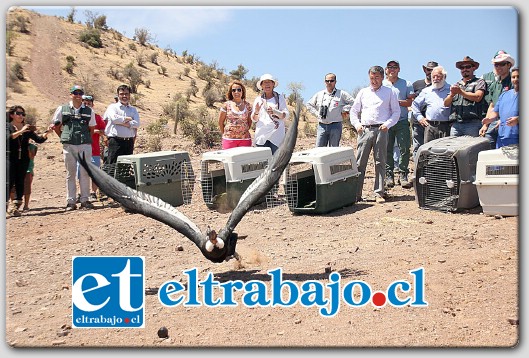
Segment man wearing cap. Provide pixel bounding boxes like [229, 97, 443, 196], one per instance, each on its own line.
[482, 67, 519, 148]
[306, 73, 355, 147]
[349, 66, 400, 204]
[104, 84, 140, 164]
[51, 85, 96, 211]
[479, 50, 515, 148]
[411, 61, 438, 158]
[444, 56, 487, 137]
[382, 60, 415, 189]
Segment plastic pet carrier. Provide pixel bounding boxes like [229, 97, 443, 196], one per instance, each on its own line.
[111, 151, 195, 207]
[414, 136, 490, 212]
[474, 144, 518, 216]
[285, 146, 360, 214]
[200, 147, 272, 211]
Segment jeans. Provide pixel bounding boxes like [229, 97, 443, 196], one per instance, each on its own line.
[386, 120, 411, 177]
[356, 127, 388, 198]
[484, 119, 499, 149]
[316, 122, 342, 147]
[411, 121, 425, 160]
[450, 121, 482, 137]
[256, 140, 279, 155]
[63, 143, 92, 205]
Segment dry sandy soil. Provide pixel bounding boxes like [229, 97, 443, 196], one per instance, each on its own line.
[4, 8, 519, 348]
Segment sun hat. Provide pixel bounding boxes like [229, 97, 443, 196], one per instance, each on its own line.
[491, 50, 515, 66]
[70, 85, 84, 93]
[455, 56, 480, 70]
[423, 61, 439, 71]
[257, 74, 278, 90]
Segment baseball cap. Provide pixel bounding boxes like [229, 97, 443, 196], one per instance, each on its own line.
[70, 85, 84, 93]
[386, 60, 400, 67]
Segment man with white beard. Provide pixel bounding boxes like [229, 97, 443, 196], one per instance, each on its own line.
[410, 66, 452, 143]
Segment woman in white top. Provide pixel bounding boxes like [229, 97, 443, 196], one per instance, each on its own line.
[251, 74, 289, 154]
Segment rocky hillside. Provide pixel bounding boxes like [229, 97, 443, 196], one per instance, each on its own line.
[5, 7, 307, 152]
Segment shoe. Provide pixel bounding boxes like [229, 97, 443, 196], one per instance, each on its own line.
[375, 193, 387, 203]
[400, 173, 413, 189]
[385, 176, 395, 189]
[80, 201, 94, 209]
[66, 203, 77, 211]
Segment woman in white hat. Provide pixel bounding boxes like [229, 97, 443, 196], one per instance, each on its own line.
[251, 74, 289, 154]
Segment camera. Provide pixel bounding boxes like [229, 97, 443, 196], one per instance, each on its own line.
[319, 105, 328, 119]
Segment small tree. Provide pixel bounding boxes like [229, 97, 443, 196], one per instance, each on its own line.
[122, 62, 144, 93]
[134, 27, 154, 46]
[229, 64, 248, 80]
[287, 82, 305, 106]
[67, 7, 76, 23]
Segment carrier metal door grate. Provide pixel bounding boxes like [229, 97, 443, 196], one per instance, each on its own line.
[416, 153, 460, 211]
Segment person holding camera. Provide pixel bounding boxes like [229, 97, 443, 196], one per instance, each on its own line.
[7, 105, 52, 217]
[252, 74, 289, 154]
[51, 85, 96, 211]
[306, 73, 355, 147]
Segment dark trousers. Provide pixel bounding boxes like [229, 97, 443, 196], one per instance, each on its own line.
[106, 137, 135, 164]
[424, 122, 451, 143]
[256, 140, 279, 155]
[9, 157, 29, 201]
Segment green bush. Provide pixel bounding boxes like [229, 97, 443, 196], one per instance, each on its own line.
[79, 28, 103, 48]
[11, 62, 24, 81]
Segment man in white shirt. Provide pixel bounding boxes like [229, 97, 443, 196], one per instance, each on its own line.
[104, 84, 140, 164]
[306, 73, 355, 147]
[349, 66, 400, 203]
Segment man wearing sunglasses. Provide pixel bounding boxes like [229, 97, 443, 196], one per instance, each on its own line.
[51, 84, 96, 211]
[444, 56, 487, 137]
[306, 73, 355, 147]
[479, 50, 515, 148]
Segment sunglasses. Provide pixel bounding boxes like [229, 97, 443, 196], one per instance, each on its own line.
[387, 66, 399, 70]
[15, 111, 26, 116]
[72, 91, 84, 95]
[494, 62, 509, 67]
[325, 79, 336, 83]
[459, 65, 473, 70]
[231, 88, 242, 93]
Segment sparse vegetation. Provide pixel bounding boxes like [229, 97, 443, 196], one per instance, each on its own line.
[12, 15, 30, 33]
[229, 64, 249, 80]
[181, 108, 221, 148]
[64, 55, 75, 75]
[11, 62, 24, 81]
[6, 30, 17, 56]
[158, 66, 168, 76]
[149, 52, 158, 65]
[67, 7, 76, 23]
[134, 27, 154, 46]
[122, 62, 144, 93]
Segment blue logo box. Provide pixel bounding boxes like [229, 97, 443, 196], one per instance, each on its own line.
[72, 256, 145, 328]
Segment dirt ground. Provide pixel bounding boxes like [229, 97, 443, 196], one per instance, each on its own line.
[4, 8, 519, 348]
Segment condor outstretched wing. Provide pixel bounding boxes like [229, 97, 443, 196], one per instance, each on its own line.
[76, 153, 204, 248]
[218, 101, 301, 241]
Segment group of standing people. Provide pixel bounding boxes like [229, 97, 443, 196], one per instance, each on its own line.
[6, 83, 141, 216]
[9, 50, 518, 215]
[303, 51, 519, 203]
